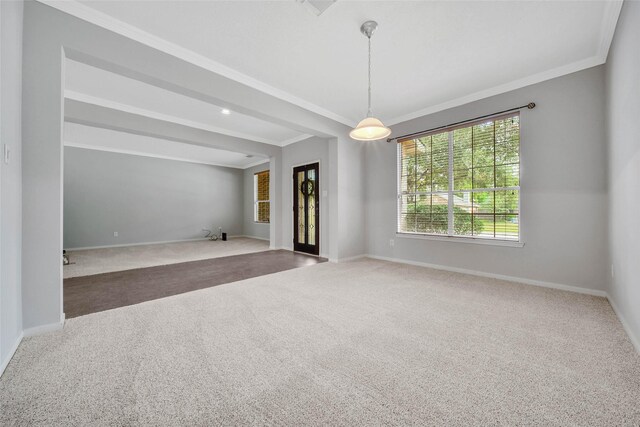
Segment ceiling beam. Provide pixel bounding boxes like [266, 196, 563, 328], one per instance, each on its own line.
[65, 98, 281, 159]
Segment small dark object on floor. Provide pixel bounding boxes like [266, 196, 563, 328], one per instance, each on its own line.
[63, 250, 69, 266]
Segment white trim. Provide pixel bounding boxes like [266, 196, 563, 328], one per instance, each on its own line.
[364, 254, 607, 297]
[606, 293, 640, 354]
[385, 0, 622, 127]
[387, 58, 603, 126]
[396, 232, 524, 248]
[65, 237, 210, 251]
[41, 0, 354, 127]
[334, 254, 638, 354]
[41, 1, 621, 132]
[65, 235, 260, 251]
[0, 332, 23, 377]
[396, 117, 522, 244]
[65, 91, 282, 146]
[331, 254, 367, 263]
[597, 1, 624, 63]
[243, 158, 270, 169]
[281, 134, 314, 147]
[385, 0, 623, 128]
[64, 141, 255, 170]
[23, 314, 65, 338]
[235, 235, 270, 242]
[59, 48, 67, 337]
[447, 131, 454, 235]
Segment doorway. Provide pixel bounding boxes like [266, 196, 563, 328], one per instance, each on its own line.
[293, 162, 320, 255]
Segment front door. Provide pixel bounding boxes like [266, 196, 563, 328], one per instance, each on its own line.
[293, 163, 319, 255]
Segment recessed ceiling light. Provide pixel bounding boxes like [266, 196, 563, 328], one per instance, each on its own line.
[221, 108, 231, 115]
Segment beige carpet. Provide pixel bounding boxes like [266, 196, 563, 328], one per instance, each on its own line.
[63, 237, 269, 278]
[2, 259, 639, 425]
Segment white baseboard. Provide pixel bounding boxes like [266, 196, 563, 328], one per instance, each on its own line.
[66, 237, 211, 251]
[331, 254, 368, 263]
[23, 313, 65, 337]
[605, 294, 640, 354]
[236, 235, 270, 242]
[335, 254, 637, 354]
[0, 332, 24, 377]
[364, 254, 608, 297]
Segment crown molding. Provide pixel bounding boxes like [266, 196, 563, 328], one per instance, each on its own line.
[280, 134, 315, 146]
[385, 55, 603, 126]
[38, 0, 355, 128]
[64, 141, 254, 170]
[43, 0, 623, 132]
[64, 90, 289, 146]
[243, 158, 271, 169]
[597, 0, 623, 63]
[386, 1, 623, 126]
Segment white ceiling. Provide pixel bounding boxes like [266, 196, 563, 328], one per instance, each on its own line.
[64, 122, 269, 169]
[65, 59, 308, 146]
[68, 0, 621, 125]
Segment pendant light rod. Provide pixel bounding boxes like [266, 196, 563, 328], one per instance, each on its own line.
[367, 35, 372, 116]
[350, 20, 391, 142]
[361, 20, 377, 117]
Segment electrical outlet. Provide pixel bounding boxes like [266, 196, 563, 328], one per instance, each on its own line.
[4, 144, 10, 164]
[113, 232, 118, 237]
[389, 238, 395, 247]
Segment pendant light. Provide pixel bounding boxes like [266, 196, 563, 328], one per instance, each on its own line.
[349, 20, 391, 141]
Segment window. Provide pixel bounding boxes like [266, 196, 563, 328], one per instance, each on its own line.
[254, 170, 270, 223]
[398, 113, 520, 241]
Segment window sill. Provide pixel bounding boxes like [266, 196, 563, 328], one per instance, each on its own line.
[395, 232, 524, 248]
[254, 221, 270, 224]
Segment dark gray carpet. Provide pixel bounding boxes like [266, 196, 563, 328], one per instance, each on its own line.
[64, 249, 325, 318]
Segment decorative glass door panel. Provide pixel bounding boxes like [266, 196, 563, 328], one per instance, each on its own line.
[293, 163, 319, 255]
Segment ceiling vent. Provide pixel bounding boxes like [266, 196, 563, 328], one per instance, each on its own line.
[297, 0, 336, 16]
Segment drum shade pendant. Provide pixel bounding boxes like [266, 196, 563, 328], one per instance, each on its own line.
[349, 21, 391, 141]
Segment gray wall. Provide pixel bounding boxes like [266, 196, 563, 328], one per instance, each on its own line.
[366, 66, 609, 292]
[243, 162, 270, 241]
[606, 0, 640, 349]
[0, 0, 24, 373]
[337, 137, 366, 260]
[18, 0, 633, 338]
[21, 1, 288, 329]
[281, 137, 332, 258]
[64, 147, 243, 249]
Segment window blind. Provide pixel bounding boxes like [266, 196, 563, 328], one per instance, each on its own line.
[254, 170, 270, 223]
[397, 112, 520, 241]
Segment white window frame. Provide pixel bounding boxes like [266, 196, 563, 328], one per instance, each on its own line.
[254, 171, 270, 223]
[396, 114, 523, 247]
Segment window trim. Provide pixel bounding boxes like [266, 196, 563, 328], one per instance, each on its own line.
[396, 113, 522, 244]
[254, 170, 270, 224]
[395, 231, 524, 247]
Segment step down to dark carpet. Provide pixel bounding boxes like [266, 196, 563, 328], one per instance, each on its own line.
[64, 250, 326, 318]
